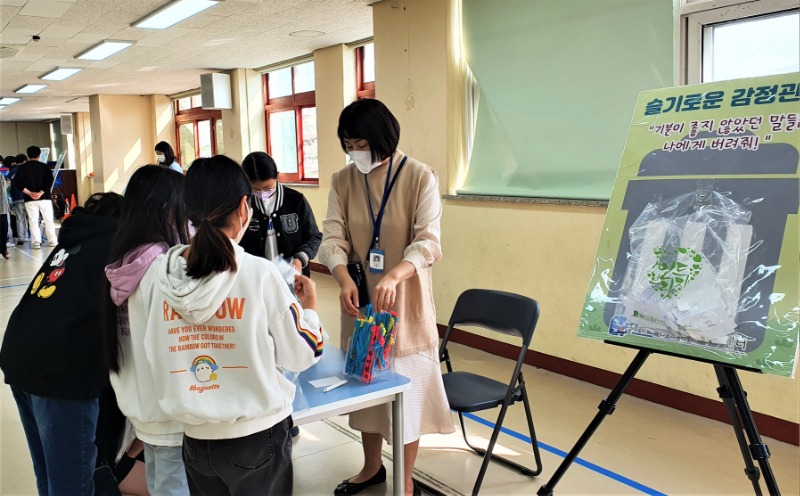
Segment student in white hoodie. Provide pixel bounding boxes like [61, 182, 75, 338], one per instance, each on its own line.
[105, 166, 190, 496]
[140, 155, 324, 495]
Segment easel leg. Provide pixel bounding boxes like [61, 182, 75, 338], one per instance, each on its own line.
[714, 365, 763, 495]
[537, 349, 650, 496]
[717, 365, 780, 496]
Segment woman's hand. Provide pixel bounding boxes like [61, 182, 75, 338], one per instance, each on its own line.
[373, 273, 399, 313]
[339, 277, 360, 317]
[294, 274, 317, 310]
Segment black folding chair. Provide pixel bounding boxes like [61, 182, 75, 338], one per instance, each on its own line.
[439, 289, 543, 495]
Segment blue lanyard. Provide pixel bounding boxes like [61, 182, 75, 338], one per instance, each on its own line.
[365, 155, 407, 248]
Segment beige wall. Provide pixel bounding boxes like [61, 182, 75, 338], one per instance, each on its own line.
[89, 94, 156, 193]
[221, 68, 266, 163]
[0, 121, 51, 157]
[300, 44, 357, 221]
[73, 112, 94, 203]
[373, 0, 454, 189]
[153, 95, 175, 148]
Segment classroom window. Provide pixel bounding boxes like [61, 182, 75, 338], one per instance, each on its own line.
[263, 61, 318, 183]
[173, 96, 223, 167]
[356, 43, 375, 100]
[682, 0, 799, 84]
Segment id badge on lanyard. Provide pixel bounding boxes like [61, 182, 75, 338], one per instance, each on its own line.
[366, 155, 407, 273]
[369, 245, 385, 273]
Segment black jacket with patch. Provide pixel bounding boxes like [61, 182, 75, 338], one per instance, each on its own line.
[239, 184, 322, 277]
[0, 209, 118, 399]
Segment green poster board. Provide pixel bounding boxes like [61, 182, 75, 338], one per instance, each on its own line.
[579, 73, 800, 377]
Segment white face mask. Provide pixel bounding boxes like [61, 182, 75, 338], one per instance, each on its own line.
[156, 154, 166, 164]
[349, 151, 381, 174]
[235, 204, 253, 242]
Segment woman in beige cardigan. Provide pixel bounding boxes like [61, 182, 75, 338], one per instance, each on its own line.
[319, 99, 454, 496]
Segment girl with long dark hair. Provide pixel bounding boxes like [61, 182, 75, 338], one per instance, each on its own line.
[142, 155, 323, 495]
[105, 165, 190, 495]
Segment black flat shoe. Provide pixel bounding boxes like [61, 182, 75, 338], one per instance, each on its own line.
[333, 465, 386, 495]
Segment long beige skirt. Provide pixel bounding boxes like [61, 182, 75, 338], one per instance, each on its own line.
[348, 347, 455, 445]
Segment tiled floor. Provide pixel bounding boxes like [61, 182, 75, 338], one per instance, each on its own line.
[1, 242, 798, 495]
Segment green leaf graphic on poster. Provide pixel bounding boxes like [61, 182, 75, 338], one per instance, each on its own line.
[647, 247, 703, 299]
[578, 72, 800, 377]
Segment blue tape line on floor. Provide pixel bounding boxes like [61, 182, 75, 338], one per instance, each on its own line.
[460, 411, 666, 496]
[0, 283, 28, 289]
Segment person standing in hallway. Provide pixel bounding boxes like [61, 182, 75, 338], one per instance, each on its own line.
[239, 151, 323, 276]
[12, 146, 57, 249]
[105, 166, 190, 496]
[0, 192, 124, 496]
[6, 156, 29, 245]
[154, 141, 184, 174]
[142, 156, 323, 495]
[1, 171, 10, 259]
[319, 99, 454, 496]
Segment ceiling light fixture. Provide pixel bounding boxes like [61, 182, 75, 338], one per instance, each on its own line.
[40, 67, 82, 81]
[15, 84, 47, 94]
[0, 97, 21, 105]
[289, 30, 325, 37]
[133, 0, 220, 30]
[76, 40, 134, 61]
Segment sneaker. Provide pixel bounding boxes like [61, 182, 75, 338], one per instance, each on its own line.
[5, 241, 13, 247]
[32, 242, 41, 250]
[48, 241, 57, 247]
[16, 240, 24, 245]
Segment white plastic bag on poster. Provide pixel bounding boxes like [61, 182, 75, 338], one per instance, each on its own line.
[618, 186, 754, 343]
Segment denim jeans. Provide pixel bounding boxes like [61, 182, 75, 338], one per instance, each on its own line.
[11, 387, 99, 496]
[183, 417, 293, 496]
[144, 443, 189, 496]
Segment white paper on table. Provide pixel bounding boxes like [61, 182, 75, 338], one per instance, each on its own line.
[308, 376, 345, 389]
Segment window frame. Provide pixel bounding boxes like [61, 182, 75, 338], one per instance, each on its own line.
[355, 44, 375, 100]
[263, 63, 318, 184]
[173, 97, 223, 165]
[680, 0, 799, 84]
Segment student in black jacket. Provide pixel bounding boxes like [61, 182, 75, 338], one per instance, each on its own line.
[11, 146, 56, 249]
[239, 151, 322, 276]
[0, 192, 123, 496]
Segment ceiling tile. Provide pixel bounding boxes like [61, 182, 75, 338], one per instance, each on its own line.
[25, 58, 70, 71]
[4, 14, 55, 31]
[0, 5, 21, 30]
[86, 59, 119, 69]
[0, 28, 33, 44]
[38, 23, 85, 39]
[136, 27, 193, 47]
[67, 31, 111, 45]
[12, 43, 55, 61]
[19, 1, 75, 18]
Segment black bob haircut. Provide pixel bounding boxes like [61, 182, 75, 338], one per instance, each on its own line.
[337, 99, 400, 164]
[27, 145, 41, 159]
[242, 151, 278, 183]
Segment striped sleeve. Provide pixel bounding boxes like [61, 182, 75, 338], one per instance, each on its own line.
[289, 303, 323, 357]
